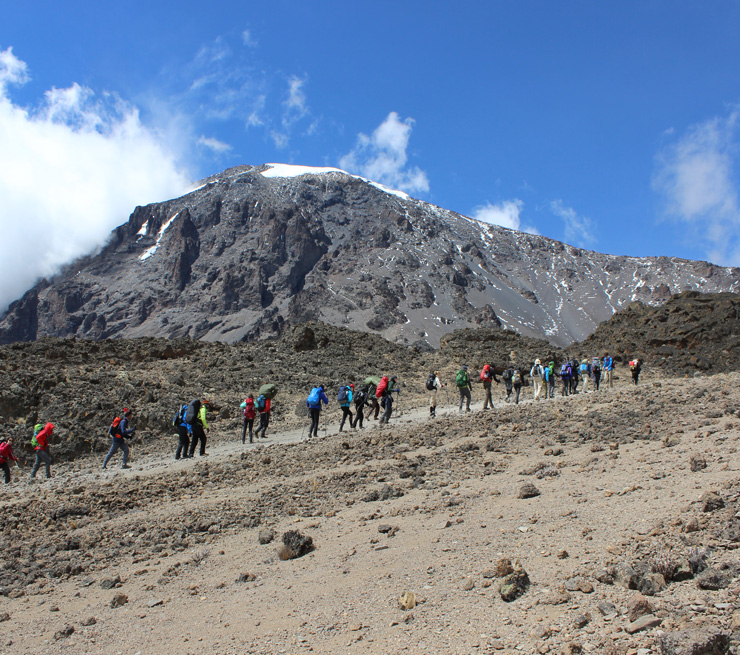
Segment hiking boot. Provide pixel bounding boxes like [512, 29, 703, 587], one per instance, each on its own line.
[121, 464, 131, 469]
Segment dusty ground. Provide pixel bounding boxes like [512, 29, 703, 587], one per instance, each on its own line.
[1, 372, 739, 655]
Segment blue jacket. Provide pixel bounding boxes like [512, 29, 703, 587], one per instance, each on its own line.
[339, 388, 353, 408]
[307, 388, 329, 410]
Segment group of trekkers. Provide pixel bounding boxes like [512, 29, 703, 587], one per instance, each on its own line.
[441, 352, 642, 415]
[0, 353, 643, 484]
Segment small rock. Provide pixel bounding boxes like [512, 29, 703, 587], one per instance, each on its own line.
[684, 517, 700, 533]
[597, 601, 618, 620]
[557, 549, 569, 559]
[499, 569, 529, 602]
[659, 627, 730, 655]
[690, 454, 707, 472]
[80, 617, 96, 626]
[565, 576, 593, 593]
[700, 491, 724, 512]
[625, 614, 662, 634]
[639, 572, 666, 596]
[614, 562, 640, 590]
[236, 572, 257, 583]
[278, 530, 314, 560]
[100, 575, 121, 590]
[696, 568, 730, 590]
[0, 613, 9, 623]
[572, 613, 591, 629]
[147, 599, 164, 608]
[626, 594, 653, 622]
[398, 591, 416, 610]
[54, 625, 75, 640]
[518, 483, 541, 499]
[492, 558, 514, 577]
[110, 593, 128, 608]
[461, 577, 475, 591]
[258, 528, 275, 545]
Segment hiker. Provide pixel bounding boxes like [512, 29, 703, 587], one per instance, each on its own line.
[602, 352, 614, 389]
[427, 371, 444, 417]
[560, 360, 572, 397]
[570, 358, 580, 394]
[103, 409, 134, 470]
[512, 367, 523, 404]
[307, 385, 329, 438]
[30, 422, 54, 480]
[242, 395, 257, 444]
[0, 437, 19, 484]
[366, 379, 381, 420]
[338, 383, 354, 432]
[173, 404, 191, 459]
[501, 367, 514, 402]
[530, 359, 545, 400]
[591, 357, 602, 391]
[480, 364, 499, 410]
[579, 359, 592, 393]
[187, 400, 210, 457]
[254, 395, 270, 439]
[379, 375, 398, 424]
[456, 365, 473, 412]
[630, 358, 642, 385]
[351, 384, 370, 428]
[544, 362, 556, 398]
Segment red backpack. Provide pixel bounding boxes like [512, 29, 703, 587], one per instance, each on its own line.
[243, 398, 256, 419]
[480, 364, 491, 381]
[375, 376, 389, 398]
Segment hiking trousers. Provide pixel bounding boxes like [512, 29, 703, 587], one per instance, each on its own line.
[482, 381, 493, 409]
[339, 406, 353, 431]
[189, 423, 207, 456]
[242, 418, 254, 444]
[561, 380, 570, 396]
[603, 370, 613, 388]
[176, 426, 190, 458]
[513, 383, 522, 405]
[368, 397, 380, 420]
[532, 378, 543, 400]
[353, 407, 365, 429]
[254, 413, 269, 439]
[429, 389, 438, 408]
[103, 439, 128, 468]
[379, 394, 393, 424]
[458, 387, 471, 411]
[1, 461, 10, 484]
[309, 408, 321, 437]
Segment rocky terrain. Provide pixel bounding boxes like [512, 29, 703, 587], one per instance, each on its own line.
[1, 295, 740, 653]
[1, 163, 739, 348]
[1, 368, 739, 655]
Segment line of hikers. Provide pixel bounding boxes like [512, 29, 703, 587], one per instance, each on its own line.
[442, 353, 642, 414]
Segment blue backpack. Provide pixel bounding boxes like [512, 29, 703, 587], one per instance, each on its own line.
[256, 395, 266, 411]
[307, 387, 321, 405]
[337, 386, 349, 403]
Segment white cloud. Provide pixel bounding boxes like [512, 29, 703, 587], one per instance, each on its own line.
[241, 29, 257, 47]
[653, 108, 740, 265]
[550, 200, 596, 248]
[0, 48, 192, 312]
[196, 135, 231, 154]
[471, 200, 539, 235]
[339, 112, 429, 195]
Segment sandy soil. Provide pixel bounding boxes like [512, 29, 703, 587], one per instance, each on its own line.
[2, 372, 739, 655]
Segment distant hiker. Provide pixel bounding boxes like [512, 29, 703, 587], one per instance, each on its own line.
[530, 359, 545, 400]
[579, 359, 592, 393]
[480, 364, 499, 410]
[186, 400, 210, 457]
[366, 378, 381, 420]
[570, 358, 580, 394]
[591, 357, 602, 391]
[253, 395, 270, 439]
[428, 371, 445, 417]
[456, 366, 472, 412]
[379, 375, 398, 424]
[242, 395, 257, 444]
[30, 422, 54, 480]
[103, 409, 134, 470]
[501, 367, 514, 403]
[512, 367, 523, 405]
[173, 404, 191, 459]
[629, 358, 642, 385]
[602, 353, 614, 389]
[338, 383, 354, 432]
[0, 437, 19, 484]
[559, 360, 572, 397]
[544, 362, 556, 399]
[307, 385, 329, 438]
[351, 384, 370, 429]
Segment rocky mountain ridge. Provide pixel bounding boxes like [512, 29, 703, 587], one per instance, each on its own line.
[1, 163, 738, 347]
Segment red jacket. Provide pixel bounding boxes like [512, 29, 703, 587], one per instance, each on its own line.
[35, 423, 54, 451]
[243, 398, 257, 420]
[260, 398, 271, 415]
[0, 441, 17, 464]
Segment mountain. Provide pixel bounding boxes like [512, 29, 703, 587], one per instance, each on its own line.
[1, 163, 739, 347]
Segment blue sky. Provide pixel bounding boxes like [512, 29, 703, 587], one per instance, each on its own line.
[2, 2, 740, 309]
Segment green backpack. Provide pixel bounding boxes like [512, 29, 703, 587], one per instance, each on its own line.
[31, 423, 43, 448]
[455, 369, 469, 388]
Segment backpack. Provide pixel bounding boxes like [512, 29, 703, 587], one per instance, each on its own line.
[580, 362, 589, 374]
[512, 370, 521, 385]
[307, 387, 321, 405]
[426, 373, 436, 391]
[376, 376, 389, 398]
[108, 416, 122, 438]
[184, 400, 201, 425]
[243, 398, 255, 417]
[354, 389, 367, 405]
[455, 369, 469, 388]
[591, 359, 601, 374]
[256, 395, 266, 411]
[480, 365, 491, 382]
[501, 369, 512, 381]
[337, 386, 349, 403]
[629, 360, 638, 370]
[31, 422, 43, 447]
[172, 405, 187, 428]
[560, 364, 571, 378]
